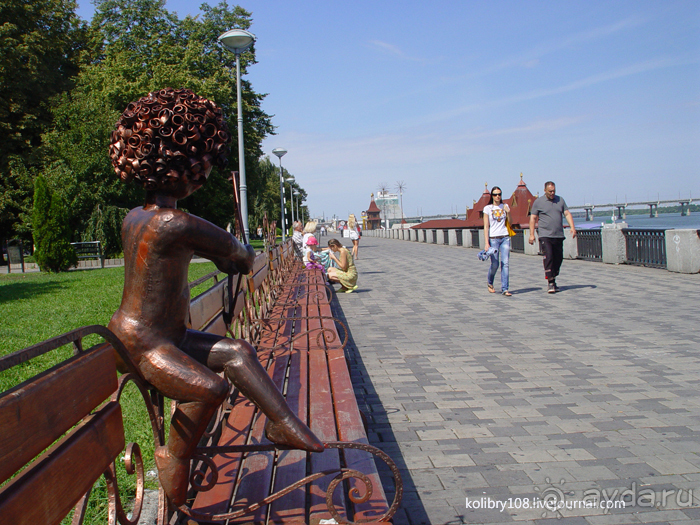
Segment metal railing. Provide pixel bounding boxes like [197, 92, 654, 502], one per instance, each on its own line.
[510, 230, 524, 253]
[71, 241, 105, 268]
[623, 229, 666, 268]
[577, 230, 603, 261]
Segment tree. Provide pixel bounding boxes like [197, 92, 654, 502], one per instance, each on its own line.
[32, 175, 78, 272]
[0, 0, 85, 246]
[40, 0, 276, 250]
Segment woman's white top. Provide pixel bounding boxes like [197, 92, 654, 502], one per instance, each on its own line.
[483, 204, 508, 238]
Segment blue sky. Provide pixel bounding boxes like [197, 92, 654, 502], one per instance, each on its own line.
[77, 0, 699, 219]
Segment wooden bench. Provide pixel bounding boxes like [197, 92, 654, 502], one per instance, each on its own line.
[0, 240, 402, 525]
[180, 241, 402, 524]
[0, 325, 162, 525]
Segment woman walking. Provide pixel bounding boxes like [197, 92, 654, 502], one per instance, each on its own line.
[326, 238, 358, 293]
[483, 186, 512, 296]
[347, 214, 360, 260]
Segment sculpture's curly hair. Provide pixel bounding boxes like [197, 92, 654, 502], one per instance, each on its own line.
[109, 88, 230, 191]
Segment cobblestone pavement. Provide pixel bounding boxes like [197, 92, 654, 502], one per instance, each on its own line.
[329, 234, 700, 525]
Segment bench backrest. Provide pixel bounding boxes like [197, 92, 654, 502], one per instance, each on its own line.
[0, 332, 125, 525]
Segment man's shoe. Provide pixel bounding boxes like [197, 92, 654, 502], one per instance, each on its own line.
[553, 282, 560, 292]
[547, 282, 556, 293]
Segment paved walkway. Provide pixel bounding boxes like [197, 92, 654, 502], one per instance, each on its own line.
[330, 235, 700, 525]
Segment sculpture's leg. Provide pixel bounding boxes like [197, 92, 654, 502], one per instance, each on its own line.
[140, 345, 229, 506]
[222, 341, 323, 452]
[155, 400, 219, 506]
[183, 331, 324, 453]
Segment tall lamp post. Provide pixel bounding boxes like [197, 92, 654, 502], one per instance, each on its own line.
[293, 190, 300, 226]
[286, 176, 295, 225]
[272, 148, 287, 242]
[218, 28, 256, 240]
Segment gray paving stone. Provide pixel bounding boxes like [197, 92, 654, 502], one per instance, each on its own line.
[330, 235, 700, 525]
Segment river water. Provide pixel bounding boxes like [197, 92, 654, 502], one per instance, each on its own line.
[574, 212, 700, 230]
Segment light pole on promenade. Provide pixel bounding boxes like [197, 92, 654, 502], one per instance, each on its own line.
[293, 190, 300, 226]
[272, 148, 287, 242]
[218, 28, 256, 240]
[286, 176, 295, 225]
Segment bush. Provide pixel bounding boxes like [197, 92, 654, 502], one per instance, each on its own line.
[32, 175, 78, 272]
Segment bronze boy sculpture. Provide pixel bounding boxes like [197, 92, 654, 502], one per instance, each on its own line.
[108, 88, 322, 506]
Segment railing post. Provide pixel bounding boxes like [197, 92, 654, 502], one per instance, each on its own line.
[601, 223, 627, 264]
[665, 230, 700, 273]
[563, 229, 578, 259]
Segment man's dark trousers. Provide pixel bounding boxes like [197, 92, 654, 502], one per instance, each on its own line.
[539, 237, 564, 282]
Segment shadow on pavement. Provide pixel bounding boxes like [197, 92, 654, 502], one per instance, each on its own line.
[331, 293, 430, 525]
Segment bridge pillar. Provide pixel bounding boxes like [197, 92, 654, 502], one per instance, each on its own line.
[680, 201, 690, 216]
[616, 205, 626, 220]
[648, 203, 658, 218]
[585, 207, 594, 221]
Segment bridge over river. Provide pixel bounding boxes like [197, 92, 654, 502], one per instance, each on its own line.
[569, 199, 694, 221]
[331, 233, 700, 525]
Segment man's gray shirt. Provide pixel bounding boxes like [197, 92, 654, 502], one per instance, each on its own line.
[531, 195, 568, 238]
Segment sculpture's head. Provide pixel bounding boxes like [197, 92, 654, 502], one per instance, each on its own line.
[109, 88, 230, 194]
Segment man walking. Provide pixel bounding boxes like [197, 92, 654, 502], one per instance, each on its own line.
[528, 181, 576, 293]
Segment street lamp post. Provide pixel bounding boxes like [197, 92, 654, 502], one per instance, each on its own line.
[286, 176, 295, 225]
[218, 28, 256, 240]
[293, 190, 300, 226]
[272, 148, 287, 242]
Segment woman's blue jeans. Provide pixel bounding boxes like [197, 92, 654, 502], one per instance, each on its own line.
[487, 236, 510, 292]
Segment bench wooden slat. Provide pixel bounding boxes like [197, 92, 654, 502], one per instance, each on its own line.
[268, 349, 308, 523]
[327, 348, 390, 521]
[228, 349, 291, 524]
[308, 348, 346, 522]
[190, 278, 226, 331]
[0, 344, 117, 482]
[267, 284, 312, 523]
[189, 393, 258, 519]
[0, 401, 125, 525]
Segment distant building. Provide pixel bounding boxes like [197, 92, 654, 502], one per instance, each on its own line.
[464, 174, 536, 228]
[375, 190, 401, 227]
[365, 194, 382, 230]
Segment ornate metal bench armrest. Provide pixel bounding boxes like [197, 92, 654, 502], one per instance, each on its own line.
[180, 441, 403, 524]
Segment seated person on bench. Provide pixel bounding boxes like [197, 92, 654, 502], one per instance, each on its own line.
[108, 88, 323, 507]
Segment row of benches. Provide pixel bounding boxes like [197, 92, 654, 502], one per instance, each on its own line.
[0, 240, 402, 524]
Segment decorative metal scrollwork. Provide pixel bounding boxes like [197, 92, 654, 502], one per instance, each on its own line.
[178, 441, 402, 524]
[103, 442, 145, 525]
[249, 316, 349, 350]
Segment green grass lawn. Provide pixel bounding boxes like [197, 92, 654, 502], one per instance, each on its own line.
[0, 260, 219, 522]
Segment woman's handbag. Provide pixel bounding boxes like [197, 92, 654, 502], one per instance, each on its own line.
[506, 219, 516, 237]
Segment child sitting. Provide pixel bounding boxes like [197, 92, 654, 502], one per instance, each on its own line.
[303, 235, 324, 271]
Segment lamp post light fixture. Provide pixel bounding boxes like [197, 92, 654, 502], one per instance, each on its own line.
[218, 28, 256, 240]
[272, 147, 287, 242]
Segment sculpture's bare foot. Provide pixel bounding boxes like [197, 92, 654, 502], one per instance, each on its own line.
[154, 446, 190, 506]
[265, 416, 324, 452]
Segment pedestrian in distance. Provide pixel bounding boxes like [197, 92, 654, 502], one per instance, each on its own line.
[528, 181, 577, 293]
[347, 214, 360, 260]
[483, 186, 512, 296]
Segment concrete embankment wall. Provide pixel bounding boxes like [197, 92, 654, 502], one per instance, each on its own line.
[363, 226, 700, 274]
